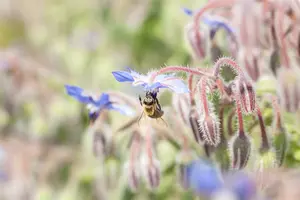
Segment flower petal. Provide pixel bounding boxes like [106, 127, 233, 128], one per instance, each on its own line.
[112, 71, 134, 82]
[182, 7, 193, 16]
[94, 93, 110, 107]
[111, 104, 135, 116]
[188, 159, 223, 196]
[159, 78, 189, 93]
[65, 84, 92, 103]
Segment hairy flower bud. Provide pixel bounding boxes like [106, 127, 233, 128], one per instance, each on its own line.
[277, 68, 300, 112]
[189, 107, 204, 144]
[198, 114, 220, 146]
[235, 78, 256, 114]
[141, 156, 161, 190]
[124, 161, 141, 192]
[229, 133, 252, 170]
[93, 131, 107, 158]
[172, 94, 190, 125]
[238, 49, 261, 82]
[272, 126, 288, 166]
[185, 22, 208, 60]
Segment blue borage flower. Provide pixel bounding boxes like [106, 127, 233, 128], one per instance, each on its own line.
[65, 85, 134, 122]
[112, 67, 189, 93]
[182, 8, 235, 39]
[224, 171, 256, 200]
[186, 159, 223, 197]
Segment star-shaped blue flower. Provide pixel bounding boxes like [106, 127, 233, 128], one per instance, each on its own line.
[182, 8, 235, 39]
[65, 85, 134, 122]
[112, 67, 189, 93]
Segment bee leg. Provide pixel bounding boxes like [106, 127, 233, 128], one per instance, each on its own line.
[137, 111, 144, 126]
[157, 117, 168, 127]
[155, 98, 162, 110]
[139, 95, 142, 106]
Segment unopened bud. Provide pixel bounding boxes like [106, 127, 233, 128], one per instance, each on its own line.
[185, 23, 208, 60]
[198, 114, 220, 146]
[272, 126, 288, 166]
[124, 161, 141, 192]
[229, 133, 252, 170]
[235, 78, 256, 114]
[141, 157, 161, 190]
[238, 49, 261, 82]
[93, 131, 107, 158]
[277, 68, 300, 112]
[172, 94, 190, 125]
[210, 42, 222, 63]
[189, 107, 204, 143]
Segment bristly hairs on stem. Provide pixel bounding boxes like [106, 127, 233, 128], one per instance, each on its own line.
[213, 56, 245, 78]
[234, 88, 245, 136]
[188, 73, 195, 105]
[149, 65, 214, 84]
[256, 106, 270, 153]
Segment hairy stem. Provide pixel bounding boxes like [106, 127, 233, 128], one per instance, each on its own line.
[149, 66, 213, 83]
[234, 92, 245, 136]
[197, 77, 210, 117]
[213, 57, 245, 78]
[188, 74, 195, 105]
[256, 106, 270, 151]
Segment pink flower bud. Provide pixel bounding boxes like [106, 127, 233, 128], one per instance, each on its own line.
[124, 161, 141, 192]
[238, 49, 262, 82]
[189, 107, 204, 143]
[93, 131, 107, 158]
[198, 114, 220, 146]
[235, 78, 256, 114]
[184, 22, 208, 60]
[141, 157, 161, 190]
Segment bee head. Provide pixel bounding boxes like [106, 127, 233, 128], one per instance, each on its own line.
[143, 93, 155, 106]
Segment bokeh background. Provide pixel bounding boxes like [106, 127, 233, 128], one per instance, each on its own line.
[0, 0, 199, 199]
[1, 0, 300, 199]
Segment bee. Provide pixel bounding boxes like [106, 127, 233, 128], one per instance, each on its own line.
[138, 91, 166, 125]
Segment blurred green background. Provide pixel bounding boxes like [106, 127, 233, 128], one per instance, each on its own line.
[1, 0, 300, 199]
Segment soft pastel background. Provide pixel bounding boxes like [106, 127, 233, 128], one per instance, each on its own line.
[1, 0, 300, 200]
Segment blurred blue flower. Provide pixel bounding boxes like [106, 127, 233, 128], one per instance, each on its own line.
[224, 171, 256, 200]
[0, 146, 8, 182]
[182, 8, 235, 38]
[187, 159, 223, 197]
[65, 85, 135, 122]
[112, 67, 189, 93]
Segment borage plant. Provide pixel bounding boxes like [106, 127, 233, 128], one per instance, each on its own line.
[63, 0, 300, 199]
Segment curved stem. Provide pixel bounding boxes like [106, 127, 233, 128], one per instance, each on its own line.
[256, 106, 270, 151]
[149, 66, 213, 83]
[234, 92, 245, 136]
[227, 109, 235, 136]
[197, 77, 210, 117]
[213, 57, 245, 78]
[188, 74, 195, 105]
[271, 96, 282, 128]
[194, 0, 236, 57]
